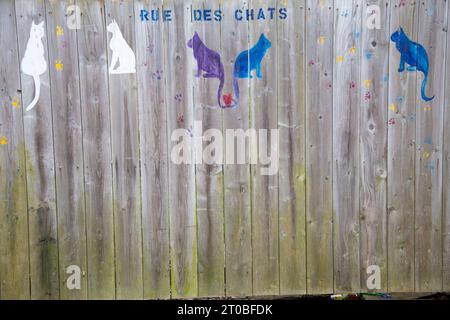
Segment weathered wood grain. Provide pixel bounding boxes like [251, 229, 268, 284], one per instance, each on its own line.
[164, 0, 197, 298]
[77, 0, 116, 299]
[222, 0, 252, 297]
[277, 0, 306, 295]
[105, 0, 143, 299]
[360, 0, 389, 292]
[250, 0, 279, 296]
[415, 0, 447, 292]
[15, 0, 59, 300]
[305, 0, 334, 294]
[0, 0, 30, 300]
[387, 0, 417, 292]
[45, 0, 87, 300]
[333, 0, 361, 293]
[135, 0, 171, 299]
[192, 0, 225, 297]
[444, 0, 450, 292]
[3, 0, 450, 300]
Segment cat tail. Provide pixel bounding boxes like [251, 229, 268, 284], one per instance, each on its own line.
[421, 72, 434, 102]
[218, 72, 225, 108]
[26, 74, 41, 112]
[232, 75, 240, 107]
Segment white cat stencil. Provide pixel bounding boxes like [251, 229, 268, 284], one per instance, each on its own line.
[107, 20, 136, 74]
[21, 21, 47, 112]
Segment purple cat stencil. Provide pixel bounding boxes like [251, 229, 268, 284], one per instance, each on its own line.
[187, 32, 233, 108]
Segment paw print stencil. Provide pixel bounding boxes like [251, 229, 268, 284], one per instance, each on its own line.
[153, 69, 163, 80]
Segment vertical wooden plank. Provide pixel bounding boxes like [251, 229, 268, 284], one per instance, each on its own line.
[278, 0, 307, 295]
[135, 0, 171, 299]
[222, 0, 252, 297]
[0, 0, 30, 300]
[77, 0, 116, 299]
[305, 0, 334, 294]
[360, 0, 389, 292]
[15, 0, 59, 299]
[444, 0, 450, 292]
[45, 0, 87, 299]
[249, 0, 279, 296]
[191, 0, 225, 297]
[415, 0, 447, 292]
[165, 0, 197, 298]
[333, 0, 361, 293]
[105, 0, 143, 299]
[387, 0, 418, 292]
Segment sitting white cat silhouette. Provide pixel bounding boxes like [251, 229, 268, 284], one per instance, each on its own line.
[21, 21, 47, 111]
[107, 20, 136, 74]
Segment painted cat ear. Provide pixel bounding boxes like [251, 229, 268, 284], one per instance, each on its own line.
[31, 21, 36, 26]
[38, 21, 44, 27]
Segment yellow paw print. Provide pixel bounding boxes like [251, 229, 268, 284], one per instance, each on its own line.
[363, 79, 372, 89]
[318, 36, 326, 45]
[336, 55, 344, 63]
[12, 97, 20, 108]
[389, 103, 397, 112]
[56, 25, 64, 37]
[0, 136, 8, 145]
[424, 106, 432, 111]
[348, 46, 356, 55]
[55, 60, 63, 71]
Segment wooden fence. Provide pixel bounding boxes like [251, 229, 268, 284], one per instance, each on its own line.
[0, 0, 449, 299]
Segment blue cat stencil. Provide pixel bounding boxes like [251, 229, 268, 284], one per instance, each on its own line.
[391, 27, 434, 102]
[232, 34, 272, 107]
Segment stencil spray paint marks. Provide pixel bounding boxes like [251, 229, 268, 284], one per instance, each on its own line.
[107, 20, 136, 74]
[391, 27, 434, 102]
[21, 21, 47, 112]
